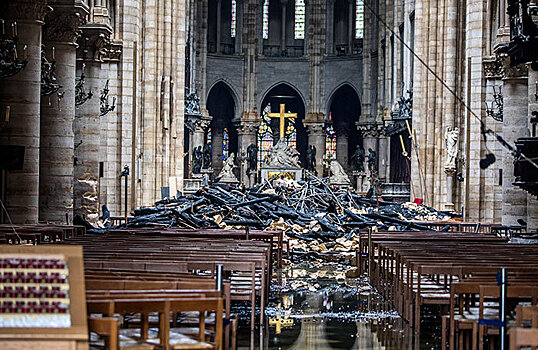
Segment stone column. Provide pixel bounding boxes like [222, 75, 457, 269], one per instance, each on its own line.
[527, 68, 538, 232]
[235, 0, 243, 54]
[211, 125, 225, 173]
[347, 0, 353, 54]
[377, 134, 388, 182]
[39, 5, 87, 224]
[502, 66, 529, 226]
[237, 121, 258, 185]
[305, 123, 325, 176]
[216, 0, 222, 53]
[0, 0, 48, 224]
[358, 123, 379, 176]
[74, 25, 112, 223]
[336, 126, 349, 170]
[326, 0, 335, 55]
[280, 0, 288, 53]
[189, 117, 210, 176]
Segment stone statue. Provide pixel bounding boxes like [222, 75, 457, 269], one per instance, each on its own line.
[351, 146, 366, 172]
[184, 87, 202, 116]
[192, 146, 203, 174]
[444, 127, 459, 175]
[329, 159, 351, 185]
[217, 153, 239, 182]
[264, 138, 301, 169]
[306, 145, 317, 173]
[367, 148, 377, 175]
[246, 144, 258, 176]
[202, 144, 212, 169]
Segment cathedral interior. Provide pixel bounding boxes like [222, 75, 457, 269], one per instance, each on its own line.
[0, 0, 538, 349]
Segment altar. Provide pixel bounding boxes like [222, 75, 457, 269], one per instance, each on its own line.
[260, 103, 303, 182]
[261, 168, 302, 181]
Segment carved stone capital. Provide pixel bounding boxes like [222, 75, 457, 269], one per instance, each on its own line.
[102, 39, 122, 62]
[185, 115, 211, 135]
[500, 54, 528, 79]
[0, 0, 50, 22]
[43, 4, 88, 44]
[236, 121, 258, 135]
[77, 23, 112, 62]
[483, 56, 503, 79]
[356, 122, 382, 138]
[305, 122, 325, 135]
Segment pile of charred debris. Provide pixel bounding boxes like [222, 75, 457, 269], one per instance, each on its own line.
[93, 175, 452, 261]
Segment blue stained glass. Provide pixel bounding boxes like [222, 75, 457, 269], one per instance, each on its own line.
[258, 104, 273, 169]
[223, 128, 229, 161]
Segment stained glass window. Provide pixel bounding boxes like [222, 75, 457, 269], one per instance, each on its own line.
[294, 0, 306, 39]
[257, 104, 273, 169]
[231, 0, 237, 38]
[263, 0, 270, 39]
[355, 0, 364, 39]
[285, 117, 297, 150]
[326, 124, 337, 159]
[223, 128, 229, 161]
[206, 129, 212, 144]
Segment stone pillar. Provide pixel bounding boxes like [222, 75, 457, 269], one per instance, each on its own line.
[281, 0, 288, 53]
[336, 126, 349, 170]
[377, 134, 388, 182]
[39, 5, 87, 224]
[358, 123, 380, 176]
[0, 1, 48, 224]
[235, 0, 243, 54]
[237, 121, 258, 185]
[74, 26, 112, 223]
[189, 117, 210, 176]
[211, 125, 224, 173]
[326, 0, 335, 55]
[347, 0, 353, 54]
[502, 67, 529, 226]
[527, 68, 538, 232]
[216, 0, 222, 53]
[306, 123, 325, 176]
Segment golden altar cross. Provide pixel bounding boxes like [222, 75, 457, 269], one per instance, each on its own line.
[267, 103, 297, 139]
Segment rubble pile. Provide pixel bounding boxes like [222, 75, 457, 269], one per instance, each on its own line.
[117, 175, 451, 259]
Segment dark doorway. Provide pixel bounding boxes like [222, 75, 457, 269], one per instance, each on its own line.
[328, 84, 362, 171]
[207, 82, 238, 173]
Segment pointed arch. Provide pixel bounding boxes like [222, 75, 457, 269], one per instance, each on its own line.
[325, 82, 362, 120]
[207, 79, 242, 120]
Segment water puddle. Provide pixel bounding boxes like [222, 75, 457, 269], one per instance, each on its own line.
[236, 262, 441, 349]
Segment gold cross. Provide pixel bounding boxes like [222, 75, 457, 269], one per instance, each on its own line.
[267, 103, 297, 139]
[269, 316, 294, 334]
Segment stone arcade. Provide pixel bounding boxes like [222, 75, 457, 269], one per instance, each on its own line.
[0, 0, 538, 349]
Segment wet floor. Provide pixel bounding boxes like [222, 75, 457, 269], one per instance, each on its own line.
[236, 262, 441, 349]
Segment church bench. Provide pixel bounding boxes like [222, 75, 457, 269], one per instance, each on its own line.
[508, 306, 538, 350]
[0, 223, 85, 244]
[441, 282, 538, 350]
[363, 237, 538, 334]
[87, 296, 223, 350]
[509, 328, 538, 350]
[85, 276, 235, 349]
[60, 233, 272, 332]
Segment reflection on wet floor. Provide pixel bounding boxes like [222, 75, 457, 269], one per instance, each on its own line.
[236, 262, 441, 349]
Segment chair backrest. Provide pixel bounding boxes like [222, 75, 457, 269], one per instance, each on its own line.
[510, 328, 538, 350]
